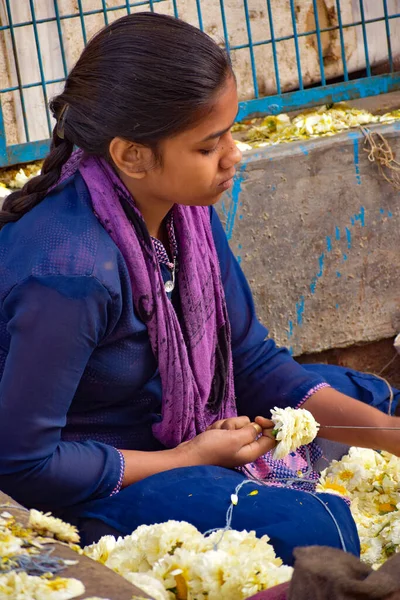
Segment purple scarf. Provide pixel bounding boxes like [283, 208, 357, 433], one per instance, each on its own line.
[59, 152, 236, 447]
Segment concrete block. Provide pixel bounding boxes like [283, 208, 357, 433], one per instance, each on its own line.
[217, 121, 400, 355]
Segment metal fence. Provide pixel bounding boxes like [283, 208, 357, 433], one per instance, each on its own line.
[0, 0, 400, 167]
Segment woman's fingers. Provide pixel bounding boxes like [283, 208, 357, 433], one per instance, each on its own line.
[224, 416, 251, 430]
[237, 430, 276, 463]
[211, 416, 251, 431]
[255, 415, 274, 429]
[252, 422, 262, 435]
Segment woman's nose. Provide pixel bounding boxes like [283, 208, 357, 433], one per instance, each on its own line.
[219, 133, 242, 170]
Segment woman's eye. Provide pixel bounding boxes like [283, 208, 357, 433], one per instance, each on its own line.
[200, 146, 218, 156]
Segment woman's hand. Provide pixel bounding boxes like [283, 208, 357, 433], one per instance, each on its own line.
[120, 419, 276, 487]
[254, 416, 275, 434]
[208, 416, 252, 430]
[178, 422, 276, 469]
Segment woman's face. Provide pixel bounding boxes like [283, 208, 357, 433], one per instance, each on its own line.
[141, 76, 243, 207]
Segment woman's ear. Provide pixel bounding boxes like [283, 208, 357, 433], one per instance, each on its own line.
[109, 137, 155, 180]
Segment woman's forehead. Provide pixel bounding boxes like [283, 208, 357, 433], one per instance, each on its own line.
[177, 78, 238, 143]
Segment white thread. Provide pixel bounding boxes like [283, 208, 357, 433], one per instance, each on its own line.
[215, 445, 348, 553]
[204, 479, 263, 549]
[0, 503, 29, 513]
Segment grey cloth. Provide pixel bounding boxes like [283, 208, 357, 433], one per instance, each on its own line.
[314, 438, 351, 472]
[288, 546, 400, 600]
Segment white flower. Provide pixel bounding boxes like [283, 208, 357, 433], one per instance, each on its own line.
[360, 537, 384, 568]
[28, 510, 80, 544]
[124, 572, 171, 600]
[0, 530, 24, 557]
[83, 535, 118, 564]
[270, 407, 319, 459]
[104, 534, 151, 575]
[203, 529, 281, 566]
[316, 476, 348, 497]
[0, 572, 84, 600]
[321, 461, 366, 492]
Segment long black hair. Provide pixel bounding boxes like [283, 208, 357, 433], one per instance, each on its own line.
[0, 12, 232, 227]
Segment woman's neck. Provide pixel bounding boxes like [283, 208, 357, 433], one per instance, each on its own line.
[118, 171, 173, 240]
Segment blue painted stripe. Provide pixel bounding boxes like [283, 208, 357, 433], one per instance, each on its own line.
[2, 140, 51, 168]
[312, 0, 326, 85]
[0, 102, 7, 167]
[4, 0, 30, 142]
[345, 227, 352, 249]
[224, 164, 246, 241]
[349, 134, 362, 185]
[0, 0, 172, 33]
[53, 0, 69, 77]
[351, 206, 365, 227]
[359, 0, 371, 77]
[100, 0, 109, 24]
[289, 0, 303, 90]
[296, 296, 305, 326]
[288, 320, 294, 338]
[171, 0, 178, 17]
[195, 0, 204, 30]
[335, 0, 348, 80]
[383, 0, 393, 72]
[219, 0, 231, 55]
[1, 7, 399, 35]
[237, 73, 400, 120]
[266, 0, 281, 94]
[243, 0, 258, 97]
[29, 0, 52, 137]
[76, 0, 87, 45]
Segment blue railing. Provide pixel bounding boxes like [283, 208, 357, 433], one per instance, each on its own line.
[0, 0, 399, 167]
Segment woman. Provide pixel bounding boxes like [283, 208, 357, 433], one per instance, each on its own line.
[0, 13, 398, 565]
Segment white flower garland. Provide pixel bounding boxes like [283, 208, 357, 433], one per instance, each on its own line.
[270, 407, 320, 459]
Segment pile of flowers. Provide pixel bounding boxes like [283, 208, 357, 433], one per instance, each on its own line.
[0, 508, 87, 599]
[234, 103, 400, 151]
[83, 520, 293, 600]
[0, 571, 84, 600]
[270, 406, 319, 459]
[317, 447, 400, 568]
[0, 162, 42, 201]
